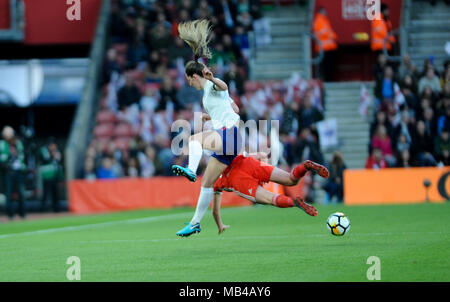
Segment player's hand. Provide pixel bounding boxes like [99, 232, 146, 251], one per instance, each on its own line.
[202, 113, 211, 121]
[218, 224, 230, 235]
[202, 67, 214, 80]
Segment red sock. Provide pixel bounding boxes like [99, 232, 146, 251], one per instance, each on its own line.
[290, 164, 307, 181]
[272, 194, 294, 208]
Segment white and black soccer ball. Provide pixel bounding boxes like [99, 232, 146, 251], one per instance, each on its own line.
[327, 212, 350, 236]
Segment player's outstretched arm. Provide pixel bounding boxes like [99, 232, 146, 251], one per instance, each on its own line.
[212, 192, 230, 235]
[203, 67, 228, 91]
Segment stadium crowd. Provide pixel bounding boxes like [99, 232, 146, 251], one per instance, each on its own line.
[366, 53, 450, 169]
[84, 0, 327, 206]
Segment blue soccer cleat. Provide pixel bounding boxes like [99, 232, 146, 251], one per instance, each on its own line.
[171, 165, 197, 182]
[176, 222, 201, 237]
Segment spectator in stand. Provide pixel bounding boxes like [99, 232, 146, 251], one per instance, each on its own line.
[370, 110, 395, 143]
[437, 105, 450, 135]
[127, 18, 149, 65]
[393, 110, 413, 147]
[440, 62, 450, 89]
[144, 50, 166, 82]
[223, 62, 245, 96]
[223, 34, 244, 66]
[398, 54, 419, 82]
[374, 65, 398, 108]
[419, 67, 442, 95]
[167, 36, 192, 67]
[97, 156, 117, 179]
[396, 149, 412, 168]
[423, 107, 437, 137]
[323, 151, 346, 204]
[365, 147, 387, 169]
[371, 125, 396, 166]
[236, 11, 253, 31]
[150, 23, 173, 52]
[140, 86, 159, 113]
[213, 0, 238, 34]
[83, 157, 97, 181]
[138, 145, 156, 178]
[401, 74, 419, 111]
[373, 53, 389, 82]
[210, 42, 235, 71]
[103, 48, 122, 84]
[194, 0, 214, 19]
[118, 72, 142, 111]
[434, 128, 450, 166]
[411, 120, 437, 166]
[297, 96, 324, 133]
[396, 133, 411, 154]
[232, 26, 250, 60]
[125, 157, 140, 178]
[292, 127, 324, 166]
[158, 75, 183, 111]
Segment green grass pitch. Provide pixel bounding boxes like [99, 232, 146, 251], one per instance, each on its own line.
[0, 202, 449, 281]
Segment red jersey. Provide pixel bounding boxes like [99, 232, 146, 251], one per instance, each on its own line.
[213, 155, 275, 202]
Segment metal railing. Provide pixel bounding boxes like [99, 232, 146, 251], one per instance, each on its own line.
[64, 0, 111, 181]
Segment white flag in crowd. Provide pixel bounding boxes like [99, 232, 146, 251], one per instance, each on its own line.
[317, 118, 338, 149]
[359, 83, 371, 117]
[394, 82, 405, 109]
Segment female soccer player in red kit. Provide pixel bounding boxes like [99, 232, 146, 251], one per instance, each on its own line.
[212, 154, 329, 235]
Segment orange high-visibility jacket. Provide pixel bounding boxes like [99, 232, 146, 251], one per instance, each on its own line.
[313, 12, 338, 53]
[371, 13, 395, 51]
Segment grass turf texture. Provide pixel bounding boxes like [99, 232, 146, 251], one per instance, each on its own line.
[0, 203, 449, 281]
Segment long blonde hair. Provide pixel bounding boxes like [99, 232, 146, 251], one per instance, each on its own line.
[178, 19, 212, 62]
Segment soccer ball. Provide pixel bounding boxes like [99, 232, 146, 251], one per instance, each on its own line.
[327, 212, 350, 236]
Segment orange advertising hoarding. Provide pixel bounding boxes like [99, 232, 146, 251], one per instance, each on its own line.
[68, 176, 307, 214]
[344, 167, 450, 205]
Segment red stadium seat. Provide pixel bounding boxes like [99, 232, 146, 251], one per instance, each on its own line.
[94, 123, 115, 138]
[114, 123, 133, 137]
[96, 110, 117, 124]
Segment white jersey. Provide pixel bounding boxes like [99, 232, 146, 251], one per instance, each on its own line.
[202, 80, 240, 129]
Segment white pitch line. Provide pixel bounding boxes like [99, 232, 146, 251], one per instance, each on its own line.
[77, 231, 450, 244]
[0, 212, 191, 240]
[0, 207, 253, 240]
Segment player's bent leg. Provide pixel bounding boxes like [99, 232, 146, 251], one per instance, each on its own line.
[255, 186, 294, 208]
[171, 131, 222, 182]
[269, 167, 298, 186]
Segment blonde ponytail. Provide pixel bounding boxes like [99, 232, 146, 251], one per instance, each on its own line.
[178, 19, 212, 61]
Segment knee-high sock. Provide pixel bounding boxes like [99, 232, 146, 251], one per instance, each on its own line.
[188, 140, 203, 174]
[190, 187, 214, 225]
[290, 163, 307, 182]
[272, 194, 294, 208]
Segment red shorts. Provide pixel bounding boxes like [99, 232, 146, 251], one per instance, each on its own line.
[214, 155, 275, 202]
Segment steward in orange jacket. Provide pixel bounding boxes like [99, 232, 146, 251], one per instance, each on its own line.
[313, 7, 338, 54]
[371, 4, 395, 52]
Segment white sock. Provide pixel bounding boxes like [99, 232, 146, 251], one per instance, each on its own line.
[188, 140, 203, 174]
[190, 187, 214, 225]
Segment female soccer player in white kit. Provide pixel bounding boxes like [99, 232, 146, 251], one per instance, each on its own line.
[172, 20, 243, 237]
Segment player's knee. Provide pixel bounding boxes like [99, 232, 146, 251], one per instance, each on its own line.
[201, 177, 215, 188]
